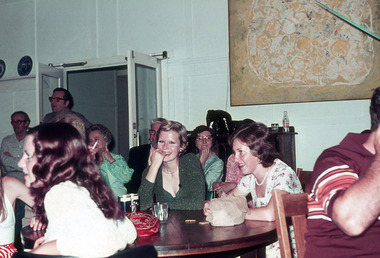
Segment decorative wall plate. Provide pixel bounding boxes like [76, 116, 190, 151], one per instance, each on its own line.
[0, 59, 5, 79]
[17, 55, 33, 76]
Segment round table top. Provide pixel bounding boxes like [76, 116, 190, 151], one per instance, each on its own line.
[133, 210, 277, 257]
[21, 210, 277, 257]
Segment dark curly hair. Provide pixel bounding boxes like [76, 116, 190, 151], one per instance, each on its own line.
[228, 122, 279, 168]
[190, 125, 217, 154]
[27, 123, 124, 225]
[370, 86, 380, 131]
[87, 124, 113, 145]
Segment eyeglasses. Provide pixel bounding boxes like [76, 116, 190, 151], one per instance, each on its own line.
[11, 120, 26, 125]
[149, 129, 157, 135]
[49, 97, 65, 103]
[196, 136, 213, 141]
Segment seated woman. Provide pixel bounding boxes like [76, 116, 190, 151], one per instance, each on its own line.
[87, 124, 134, 198]
[0, 176, 35, 257]
[191, 125, 223, 200]
[18, 123, 137, 257]
[212, 154, 254, 207]
[203, 122, 302, 257]
[138, 120, 205, 210]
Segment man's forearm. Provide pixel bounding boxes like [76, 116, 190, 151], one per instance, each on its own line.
[332, 157, 380, 236]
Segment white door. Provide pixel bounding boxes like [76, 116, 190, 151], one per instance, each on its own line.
[37, 63, 64, 123]
[127, 50, 162, 147]
[37, 51, 162, 158]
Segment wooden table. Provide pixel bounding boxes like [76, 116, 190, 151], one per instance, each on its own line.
[133, 210, 277, 257]
[22, 210, 277, 257]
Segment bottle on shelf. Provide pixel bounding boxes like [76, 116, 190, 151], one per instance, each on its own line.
[282, 111, 289, 132]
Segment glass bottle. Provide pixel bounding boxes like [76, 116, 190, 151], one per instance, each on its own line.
[282, 111, 289, 132]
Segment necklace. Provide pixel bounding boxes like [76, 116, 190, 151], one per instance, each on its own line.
[254, 168, 269, 186]
[163, 167, 177, 174]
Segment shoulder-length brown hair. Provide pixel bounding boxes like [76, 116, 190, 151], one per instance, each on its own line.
[229, 122, 279, 167]
[28, 123, 123, 225]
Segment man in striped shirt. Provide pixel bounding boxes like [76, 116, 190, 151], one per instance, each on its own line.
[304, 87, 380, 257]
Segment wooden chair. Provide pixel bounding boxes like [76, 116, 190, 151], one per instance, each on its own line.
[273, 189, 308, 258]
[296, 168, 313, 193]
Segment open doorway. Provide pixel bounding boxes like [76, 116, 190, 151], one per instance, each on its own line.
[67, 65, 130, 159]
[39, 51, 162, 160]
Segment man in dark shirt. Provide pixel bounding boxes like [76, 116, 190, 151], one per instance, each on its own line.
[305, 86, 380, 257]
[127, 117, 166, 193]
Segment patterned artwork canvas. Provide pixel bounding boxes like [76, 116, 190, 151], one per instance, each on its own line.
[229, 0, 380, 105]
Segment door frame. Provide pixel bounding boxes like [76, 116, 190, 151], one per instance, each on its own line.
[39, 51, 163, 149]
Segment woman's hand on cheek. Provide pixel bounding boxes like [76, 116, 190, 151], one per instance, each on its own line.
[199, 148, 210, 165]
[151, 149, 165, 166]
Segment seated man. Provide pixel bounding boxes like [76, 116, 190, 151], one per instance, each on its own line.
[305, 86, 380, 257]
[127, 117, 166, 193]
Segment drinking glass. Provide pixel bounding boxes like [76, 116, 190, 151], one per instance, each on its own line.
[152, 202, 169, 223]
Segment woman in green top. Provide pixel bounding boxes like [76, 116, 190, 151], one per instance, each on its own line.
[138, 120, 205, 210]
[88, 124, 134, 198]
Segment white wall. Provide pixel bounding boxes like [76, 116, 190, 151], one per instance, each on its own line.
[0, 0, 371, 170]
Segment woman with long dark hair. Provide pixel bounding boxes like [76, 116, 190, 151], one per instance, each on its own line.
[18, 123, 136, 257]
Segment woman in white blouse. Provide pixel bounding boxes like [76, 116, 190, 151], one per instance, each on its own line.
[17, 123, 137, 257]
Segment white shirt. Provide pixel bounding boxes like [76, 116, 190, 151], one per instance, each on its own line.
[0, 194, 15, 245]
[237, 159, 303, 207]
[44, 181, 137, 257]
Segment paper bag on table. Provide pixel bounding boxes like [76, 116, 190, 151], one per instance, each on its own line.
[206, 195, 249, 227]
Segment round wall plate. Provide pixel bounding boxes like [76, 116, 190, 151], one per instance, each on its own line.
[17, 55, 33, 76]
[0, 59, 5, 79]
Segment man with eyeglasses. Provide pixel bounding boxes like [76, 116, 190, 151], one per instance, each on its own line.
[0, 111, 31, 249]
[1, 111, 30, 181]
[127, 117, 167, 193]
[43, 88, 91, 128]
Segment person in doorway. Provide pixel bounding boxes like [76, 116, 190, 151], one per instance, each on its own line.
[19, 123, 137, 257]
[138, 120, 205, 210]
[127, 117, 167, 193]
[42, 88, 91, 129]
[87, 124, 134, 198]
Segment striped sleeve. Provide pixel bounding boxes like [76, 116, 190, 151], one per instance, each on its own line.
[0, 243, 17, 258]
[308, 165, 358, 221]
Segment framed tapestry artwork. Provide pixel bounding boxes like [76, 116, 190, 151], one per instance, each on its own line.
[229, 0, 380, 105]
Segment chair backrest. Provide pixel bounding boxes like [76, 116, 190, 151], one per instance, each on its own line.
[273, 189, 308, 258]
[296, 168, 313, 193]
